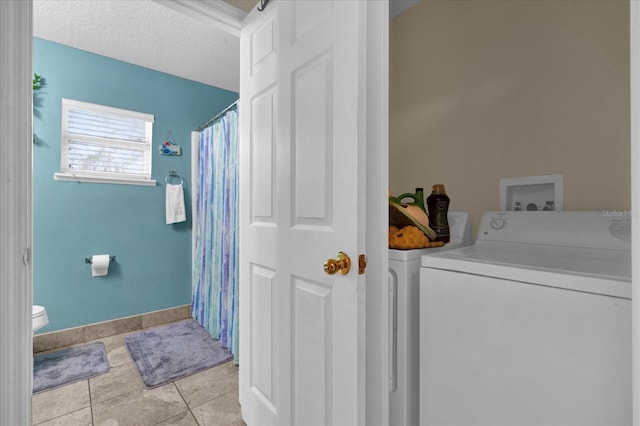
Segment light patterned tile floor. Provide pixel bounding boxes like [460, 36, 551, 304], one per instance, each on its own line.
[32, 325, 244, 426]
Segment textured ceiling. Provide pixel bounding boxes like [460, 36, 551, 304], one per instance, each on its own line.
[33, 0, 420, 93]
[33, 0, 244, 92]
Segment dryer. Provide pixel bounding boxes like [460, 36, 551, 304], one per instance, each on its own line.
[419, 211, 631, 426]
[389, 211, 473, 426]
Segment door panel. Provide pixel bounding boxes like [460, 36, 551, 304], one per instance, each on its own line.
[294, 278, 333, 425]
[250, 87, 276, 222]
[292, 50, 333, 225]
[250, 19, 275, 74]
[249, 264, 276, 410]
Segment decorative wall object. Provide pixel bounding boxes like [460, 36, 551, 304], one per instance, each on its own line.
[159, 131, 181, 156]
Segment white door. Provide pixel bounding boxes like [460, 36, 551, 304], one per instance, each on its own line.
[239, 1, 385, 425]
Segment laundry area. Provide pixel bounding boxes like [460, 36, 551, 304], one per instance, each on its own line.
[388, 1, 632, 424]
[388, 189, 631, 425]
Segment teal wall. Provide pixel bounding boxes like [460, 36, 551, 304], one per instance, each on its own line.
[33, 38, 238, 333]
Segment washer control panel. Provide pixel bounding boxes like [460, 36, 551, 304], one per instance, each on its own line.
[477, 211, 631, 250]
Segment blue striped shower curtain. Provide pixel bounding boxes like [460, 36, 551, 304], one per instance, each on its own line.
[192, 107, 239, 364]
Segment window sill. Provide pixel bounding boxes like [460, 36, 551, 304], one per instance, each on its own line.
[54, 172, 157, 187]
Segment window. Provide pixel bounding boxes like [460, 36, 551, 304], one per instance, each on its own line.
[54, 98, 156, 186]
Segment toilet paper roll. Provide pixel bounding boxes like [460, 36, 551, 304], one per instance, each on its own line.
[91, 254, 111, 277]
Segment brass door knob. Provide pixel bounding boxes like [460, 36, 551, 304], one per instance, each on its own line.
[323, 252, 351, 275]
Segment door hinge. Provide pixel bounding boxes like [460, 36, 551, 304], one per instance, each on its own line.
[358, 254, 367, 275]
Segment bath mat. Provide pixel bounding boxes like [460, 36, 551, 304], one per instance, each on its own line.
[123, 319, 232, 388]
[33, 342, 110, 394]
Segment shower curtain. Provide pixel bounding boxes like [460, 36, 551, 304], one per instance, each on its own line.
[192, 106, 239, 364]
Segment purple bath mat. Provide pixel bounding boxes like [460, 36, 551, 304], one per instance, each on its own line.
[33, 342, 110, 394]
[123, 319, 232, 388]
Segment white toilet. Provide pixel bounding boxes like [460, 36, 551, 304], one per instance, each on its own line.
[32, 305, 49, 333]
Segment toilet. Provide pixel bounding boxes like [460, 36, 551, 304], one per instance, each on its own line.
[32, 305, 49, 333]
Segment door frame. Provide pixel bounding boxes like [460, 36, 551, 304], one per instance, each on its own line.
[631, 2, 640, 425]
[0, 1, 33, 424]
[363, 2, 390, 424]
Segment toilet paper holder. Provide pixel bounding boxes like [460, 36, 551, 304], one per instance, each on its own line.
[85, 255, 116, 264]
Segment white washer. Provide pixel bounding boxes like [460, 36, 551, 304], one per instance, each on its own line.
[419, 211, 631, 426]
[389, 211, 473, 426]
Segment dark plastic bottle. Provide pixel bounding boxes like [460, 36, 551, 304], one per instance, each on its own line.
[427, 184, 450, 243]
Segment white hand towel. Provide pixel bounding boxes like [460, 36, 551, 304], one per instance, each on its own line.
[166, 183, 186, 224]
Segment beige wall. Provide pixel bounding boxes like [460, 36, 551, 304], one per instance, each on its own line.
[390, 0, 630, 235]
[225, 0, 256, 13]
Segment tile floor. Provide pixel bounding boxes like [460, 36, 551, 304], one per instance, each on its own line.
[32, 325, 245, 426]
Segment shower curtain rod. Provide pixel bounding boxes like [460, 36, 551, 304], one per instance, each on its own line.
[196, 99, 239, 132]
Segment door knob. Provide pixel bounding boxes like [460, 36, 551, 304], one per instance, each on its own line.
[323, 252, 351, 275]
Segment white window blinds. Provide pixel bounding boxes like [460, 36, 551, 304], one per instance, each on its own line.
[56, 98, 155, 186]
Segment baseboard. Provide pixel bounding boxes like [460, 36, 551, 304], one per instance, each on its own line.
[33, 304, 192, 353]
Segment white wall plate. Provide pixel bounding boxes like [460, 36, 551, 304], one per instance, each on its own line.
[500, 174, 563, 211]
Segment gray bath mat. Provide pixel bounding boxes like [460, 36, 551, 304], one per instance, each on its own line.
[123, 319, 232, 388]
[33, 342, 110, 394]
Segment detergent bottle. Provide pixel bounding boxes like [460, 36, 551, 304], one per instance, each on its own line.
[427, 184, 450, 243]
[392, 187, 427, 213]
